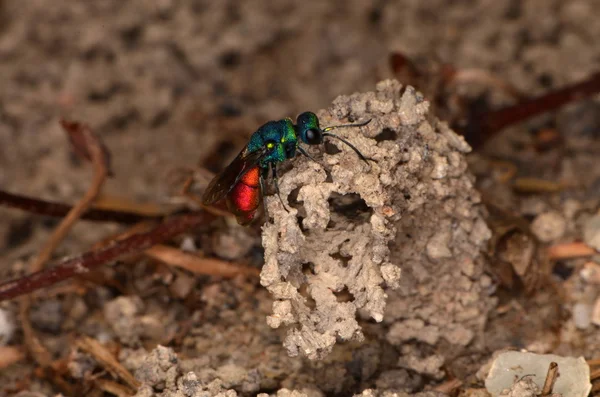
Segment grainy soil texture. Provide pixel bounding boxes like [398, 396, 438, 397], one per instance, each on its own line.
[1, 1, 600, 396]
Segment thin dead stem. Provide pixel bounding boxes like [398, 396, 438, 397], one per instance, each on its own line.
[145, 244, 259, 278]
[75, 336, 140, 391]
[20, 120, 109, 372]
[0, 212, 213, 302]
[0, 189, 159, 224]
[547, 242, 596, 260]
[541, 361, 558, 396]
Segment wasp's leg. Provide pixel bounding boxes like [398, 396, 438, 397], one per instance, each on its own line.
[298, 146, 328, 170]
[260, 166, 270, 221]
[271, 164, 290, 213]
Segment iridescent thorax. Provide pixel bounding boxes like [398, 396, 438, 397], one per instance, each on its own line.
[247, 118, 298, 168]
[201, 112, 370, 225]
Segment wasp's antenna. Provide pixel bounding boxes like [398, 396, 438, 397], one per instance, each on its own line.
[322, 133, 370, 164]
[297, 146, 322, 165]
[322, 118, 371, 133]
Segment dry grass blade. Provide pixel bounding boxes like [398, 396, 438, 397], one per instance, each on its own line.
[19, 301, 53, 366]
[0, 190, 161, 224]
[93, 194, 168, 217]
[462, 71, 600, 148]
[547, 242, 596, 260]
[20, 120, 109, 372]
[0, 345, 26, 369]
[76, 336, 140, 390]
[63, 119, 113, 176]
[433, 378, 463, 393]
[512, 178, 565, 194]
[145, 244, 260, 278]
[31, 120, 110, 274]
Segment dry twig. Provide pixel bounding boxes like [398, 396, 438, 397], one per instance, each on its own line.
[20, 120, 110, 374]
[547, 242, 596, 260]
[0, 211, 213, 302]
[512, 178, 565, 194]
[0, 190, 160, 224]
[75, 336, 140, 391]
[462, 71, 600, 148]
[541, 361, 558, 396]
[433, 378, 463, 394]
[389, 52, 600, 149]
[30, 120, 110, 273]
[145, 244, 259, 278]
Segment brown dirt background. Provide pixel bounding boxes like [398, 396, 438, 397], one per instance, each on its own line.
[1, 0, 600, 396]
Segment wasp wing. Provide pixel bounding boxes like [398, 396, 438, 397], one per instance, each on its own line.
[201, 146, 267, 206]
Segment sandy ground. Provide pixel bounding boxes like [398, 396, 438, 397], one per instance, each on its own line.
[1, 0, 600, 396]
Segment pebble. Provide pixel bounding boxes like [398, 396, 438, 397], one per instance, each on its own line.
[573, 302, 592, 329]
[584, 214, 600, 251]
[0, 308, 15, 345]
[530, 211, 566, 243]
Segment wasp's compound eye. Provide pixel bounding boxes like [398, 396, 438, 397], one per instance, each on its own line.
[305, 128, 322, 145]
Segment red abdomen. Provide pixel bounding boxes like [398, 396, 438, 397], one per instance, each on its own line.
[226, 166, 261, 225]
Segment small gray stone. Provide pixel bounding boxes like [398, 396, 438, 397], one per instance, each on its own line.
[485, 351, 591, 397]
[531, 211, 566, 243]
[584, 215, 600, 251]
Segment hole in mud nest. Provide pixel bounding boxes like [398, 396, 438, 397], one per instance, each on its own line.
[248, 245, 265, 268]
[287, 186, 302, 207]
[302, 262, 316, 275]
[324, 141, 342, 155]
[297, 215, 307, 232]
[328, 192, 372, 222]
[324, 171, 334, 183]
[331, 252, 352, 268]
[374, 128, 397, 142]
[334, 287, 353, 303]
[298, 284, 316, 309]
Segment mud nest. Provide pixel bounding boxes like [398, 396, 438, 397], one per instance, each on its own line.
[260, 80, 494, 362]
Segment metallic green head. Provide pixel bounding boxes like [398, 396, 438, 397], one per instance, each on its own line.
[295, 112, 324, 145]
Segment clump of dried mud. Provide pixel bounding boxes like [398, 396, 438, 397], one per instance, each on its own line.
[261, 80, 493, 364]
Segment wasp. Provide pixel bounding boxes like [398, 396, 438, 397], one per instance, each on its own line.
[201, 112, 370, 225]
